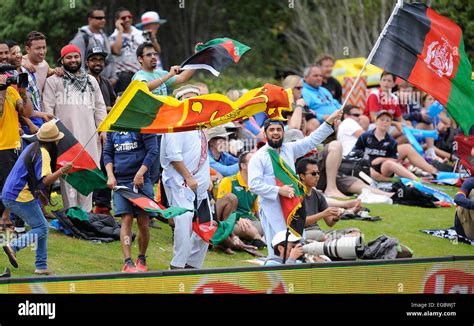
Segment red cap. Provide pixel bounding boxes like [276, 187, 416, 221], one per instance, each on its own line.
[60, 44, 81, 58]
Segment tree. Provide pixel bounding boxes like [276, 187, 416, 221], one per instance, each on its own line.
[0, 0, 92, 65]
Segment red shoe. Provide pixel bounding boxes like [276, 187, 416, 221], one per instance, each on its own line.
[122, 261, 138, 273]
[94, 206, 111, 215]
[135, 257, 148, 272]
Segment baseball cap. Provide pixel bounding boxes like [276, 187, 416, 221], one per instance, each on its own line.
[86, 46, 108, 60]
[271, 230, 301, 248]
[375, 110, 393, 120]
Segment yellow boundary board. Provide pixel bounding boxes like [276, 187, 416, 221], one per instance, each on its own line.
[1, 256, 473, 294]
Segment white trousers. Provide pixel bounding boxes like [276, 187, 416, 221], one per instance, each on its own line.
[164, 184, 209, 268]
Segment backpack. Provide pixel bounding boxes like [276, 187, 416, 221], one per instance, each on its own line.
[391, 182, 438, 208]
[339, 156, 371, 178]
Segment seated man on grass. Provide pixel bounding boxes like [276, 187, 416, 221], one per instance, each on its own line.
[296, 158, 361, 242]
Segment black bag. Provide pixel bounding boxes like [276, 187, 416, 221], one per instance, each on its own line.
[391, 182, 438, 208]
[339, 157, 371, 178]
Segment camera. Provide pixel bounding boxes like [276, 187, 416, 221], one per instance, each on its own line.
[0, 65, 28, 89]
[143, 30, 152, 42]
[302, 235, 365, 260]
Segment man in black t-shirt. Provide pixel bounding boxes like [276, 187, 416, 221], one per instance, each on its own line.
[316, 54, 342, 103]
[296, 158, 360, 242]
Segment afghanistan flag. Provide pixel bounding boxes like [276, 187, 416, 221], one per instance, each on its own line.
[22, 120, 107, 196]
[267, 149, 307, 237]
[192, 198, 237, 245]
[180, 38, 251, 76]
[98, 81, 291, 133]
[114, 186, 192, 219]
[370, 2, 474, 134]
[55, 120, 108, 196]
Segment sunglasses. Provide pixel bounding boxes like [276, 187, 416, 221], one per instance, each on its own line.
[305, 171, 320, 176]
[91, 16, 106, 20]
[293, 86, 303, 90]
[121, 15, 133, 20]
[349, 113, 361, 117]
[143, 52, 159, 58]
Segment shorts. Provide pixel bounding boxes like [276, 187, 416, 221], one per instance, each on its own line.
[314, 146, 359, 193]
[371, 162, 394, 177]
[112, 181, 157, 218]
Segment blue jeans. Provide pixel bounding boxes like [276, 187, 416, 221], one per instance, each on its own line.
[2, 199, 49, 269]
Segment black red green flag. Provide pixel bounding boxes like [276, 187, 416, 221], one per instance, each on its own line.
[55, 120, 108, 196]
[180, 38, 251, 76]
[192, 198, 237, 245]
[22, 120, 107, 195]
[114, 186, 192, 219]
[267, 149, 307, 237]
[370, 2, 474, 134]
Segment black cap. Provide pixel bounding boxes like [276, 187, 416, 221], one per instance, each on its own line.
[86, 46, 108, 60]
[263, 119, 285, 132]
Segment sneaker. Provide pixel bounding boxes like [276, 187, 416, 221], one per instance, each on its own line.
[135, 256, 148, 272]
[149, 219, 162, 229]
[34, 269, 53, 276]
[122, 261, 138, 273]
[250, 239, 266, 250]
[3, 245, 18, 268]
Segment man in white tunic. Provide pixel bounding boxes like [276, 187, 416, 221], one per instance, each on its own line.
[43, 44, 107, 212]
[160, 85, 211, 269]
[248, 109, 342, 256]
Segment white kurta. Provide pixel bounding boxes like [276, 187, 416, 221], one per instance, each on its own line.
[248, 123, 334, 256]
[42, 74, 107, 211]
[161, 130, 211, 268]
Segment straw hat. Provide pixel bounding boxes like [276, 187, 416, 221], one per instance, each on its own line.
[37, 122, 64, 142]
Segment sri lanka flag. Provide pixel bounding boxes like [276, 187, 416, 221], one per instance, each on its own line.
[98, 81, 291, 134]
[180, 38, 251, 76]
[370, 3, 474, 134]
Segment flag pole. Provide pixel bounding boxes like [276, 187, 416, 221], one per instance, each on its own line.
[339, 0, 404, 110]
[282, 228, 290, 264]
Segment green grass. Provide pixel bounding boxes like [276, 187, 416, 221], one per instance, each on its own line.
[1, 185, 473, 278]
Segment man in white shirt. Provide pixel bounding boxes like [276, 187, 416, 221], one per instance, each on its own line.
[160, 85, 210, 269]
[337, 105, 365, 156]
[248, 109, 342, 256]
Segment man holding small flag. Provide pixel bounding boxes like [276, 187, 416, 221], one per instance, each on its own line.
[248, 109, 342, 257]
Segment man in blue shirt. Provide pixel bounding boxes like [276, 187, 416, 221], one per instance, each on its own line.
[208, 125, 239, 177]
[302, 64, 340, 123]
